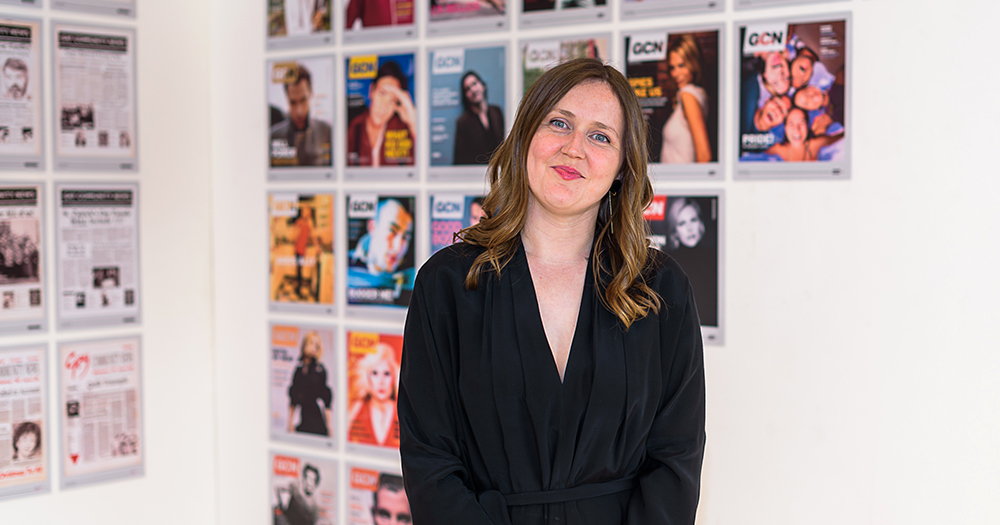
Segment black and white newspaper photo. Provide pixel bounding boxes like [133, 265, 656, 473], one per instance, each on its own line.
[52, 0, 136, 18]
[58, 336, 143, 489]
[0, 185, 44, 334]
[0, 18, 43, 170]
[55, 184, 140, 330]
[53, 24, 137, 170]
[0, 345, 48, 501]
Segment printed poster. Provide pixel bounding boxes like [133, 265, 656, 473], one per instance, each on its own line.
[270, 323, 336, 449]
[345, 53, 417, 174]
[428, 0, 507, 36]
[346, 330, 402, 452]
[347, 464, 412, 525]
[0, 345, 48, 500]
[53, 24, 137, 170]
[0, 18, 43, 170]
[55, 183, 140, 329]
[344, 0, 415, 43]
[267, 0, 333, 49]
[59, 337, 143, 488]
[346, 193, 415, 310]
[270, 451, 337, 525]
[268, 56, 335, 180]
[430, 193, 484, 255]
[0, 185, 44, 333]
[625, 28, 721, 177]
[269, 191, 335, 314]
[521, 35, 609, 94]
[737, 16, 849, 178]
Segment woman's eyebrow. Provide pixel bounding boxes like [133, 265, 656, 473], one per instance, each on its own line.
[554, 108, 620, 137]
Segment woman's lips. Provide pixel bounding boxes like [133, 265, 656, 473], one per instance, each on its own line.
[552, 165, 583, 180]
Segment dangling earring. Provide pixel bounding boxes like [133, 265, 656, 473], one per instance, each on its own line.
[608, 179, 622, 234]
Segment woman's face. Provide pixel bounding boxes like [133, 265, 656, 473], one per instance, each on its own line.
[369, 76, 403, 127]
[303, 335, 320, 359]
[793, 85, 827, 111]
[790, 55, 813, 89]
[526, 80, 624, 221]
[462, 75, 485, 106]
[763, 52, 790, 95]
[16, 431, 37, 457]
[369, 359, 395, 401]
[667, 51, 692, 88]
[675, 205, 704, 248]
[785, 109, 809, 145]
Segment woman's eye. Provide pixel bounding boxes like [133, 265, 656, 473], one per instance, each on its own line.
[591, 133, 610, 144]
[550, 118, 568, 129]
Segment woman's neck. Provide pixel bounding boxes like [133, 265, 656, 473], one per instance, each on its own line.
[521, 202, 596, 262]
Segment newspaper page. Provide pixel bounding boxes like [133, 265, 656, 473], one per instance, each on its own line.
[519, 0, 608, 30]
[0, 18, 42, 170]
[270, 322, 337, 449]
[52, 0, 135, 18]
[346, 193, 415, 311]
[429, 44, 506, 178]
[0, 184, 44, 333]
[737, 15, 850, 178]
[269, 191, 335, 314]
[56, 183, 141, 329]
[345, 52, 417, 181]
[430, 193, 483, 255]
[644, 192, 723, 344]
[521, 35, 609, 94]
[0, 345, 48, 500]
[58, 336, 143, 488]
[625, 28, 721, 179]
[53, 23, 137, 170]
[346, 330, 402, 453]
[270, 451, 336, 525]
[621, 0, 720, 20]
[267, 0, 333, 50]
[268, 56, 335, 180]
[347, 464, 411, 525]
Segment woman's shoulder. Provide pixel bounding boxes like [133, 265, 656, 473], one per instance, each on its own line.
[680, 84, 708, 103]
[416, 242, 485, 285]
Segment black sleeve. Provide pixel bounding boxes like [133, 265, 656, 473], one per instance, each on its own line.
[627, 279, 706, 524]
[398, 267, 497, 524]
[453, 115, 472, 165]
[288, 366, 304, 408]
[319, 368, 333, 409]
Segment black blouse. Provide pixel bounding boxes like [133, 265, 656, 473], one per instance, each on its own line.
[399, 241, 705, 524]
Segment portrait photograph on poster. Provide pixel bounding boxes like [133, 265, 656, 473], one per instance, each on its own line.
[266, 0, 333, 50]
[644, 192, 723, 344]
[345, 52, 417, 181]
[625, 27, 721, 179]
[429, 44, 506, 180]
[0, 18, 43, 170]
[52, 0, 135, 17]
[58, 336, 143, 489]
[737, 15, 850, 179]
[0, 345, 48, 501]
[269, 451, 337, 525]
[346, 193, 415, 313]
[55, 183, 141, 330]
[343, 0, 415, 44]
[345, 329, 402, 454]
[52, 23, 137, 171]
[0, 185, 45, 334]
[267, 56, 334, 181]
[430, 193, 484, 255]
[427, 0, 507, 36]
[621, 0, 720, 21]
[521, 34, 610, 95]
[347, 463, 411, 525]
[519, 0, 609, 30]
[270, 323, 336, 449]
[268, 191, 335, 315]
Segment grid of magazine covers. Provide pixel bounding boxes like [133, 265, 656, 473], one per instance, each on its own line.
[0, 0, 142, 502]
[265, 0, 851, 522]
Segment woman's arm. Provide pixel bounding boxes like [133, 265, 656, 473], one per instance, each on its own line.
[287, 405, 297, 433]
[680, 91, 712, 163]
[627, 280, 706, 524]
[398, 271, 497, 524]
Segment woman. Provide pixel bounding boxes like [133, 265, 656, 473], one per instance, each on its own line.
[12, 421, 41, 461]
[660, 35, 712, 164]
[765, 106, 843, 162]
[664, 197, 717, 328]
[348, 342, 400, 447]
[399, 58, 705, 524]
[347, 61, 416, 167]
[453, 71, 505, 165]
[287, 330, 333, 436]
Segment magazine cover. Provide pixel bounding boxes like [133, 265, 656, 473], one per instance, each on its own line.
[268, 56, 335, 179]
[429, 44, 506, 169]
[270, 451, 337, 525]
[625, 29, 720, 174]
[346, 53, 417, 170]
[0, 185, 44, 333]
[0, 344, 48, 500]
[428, 0, 507, 36]
[346, 193, 415, 309]
[430, 193, 484, 255]
[267, 0, 333, 49]
[737, 16, 849, 177]
[0, 18, 43, 170]
[520, 0, 608, 29]
[269, 191, 335, 314]
[344, 0, 415, 43]
[346, 330, 402, 451]
[270, 323, 336, 448]
[521, 35, 609, 94]
[347, 464, 411, 525]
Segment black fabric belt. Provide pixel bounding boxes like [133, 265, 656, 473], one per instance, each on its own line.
[500, 476, 638, 507]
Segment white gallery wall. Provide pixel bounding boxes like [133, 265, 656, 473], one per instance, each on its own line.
[3, 0, 999, 523]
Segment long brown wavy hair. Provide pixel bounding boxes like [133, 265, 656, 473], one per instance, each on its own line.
[458, 57, 661, 329]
